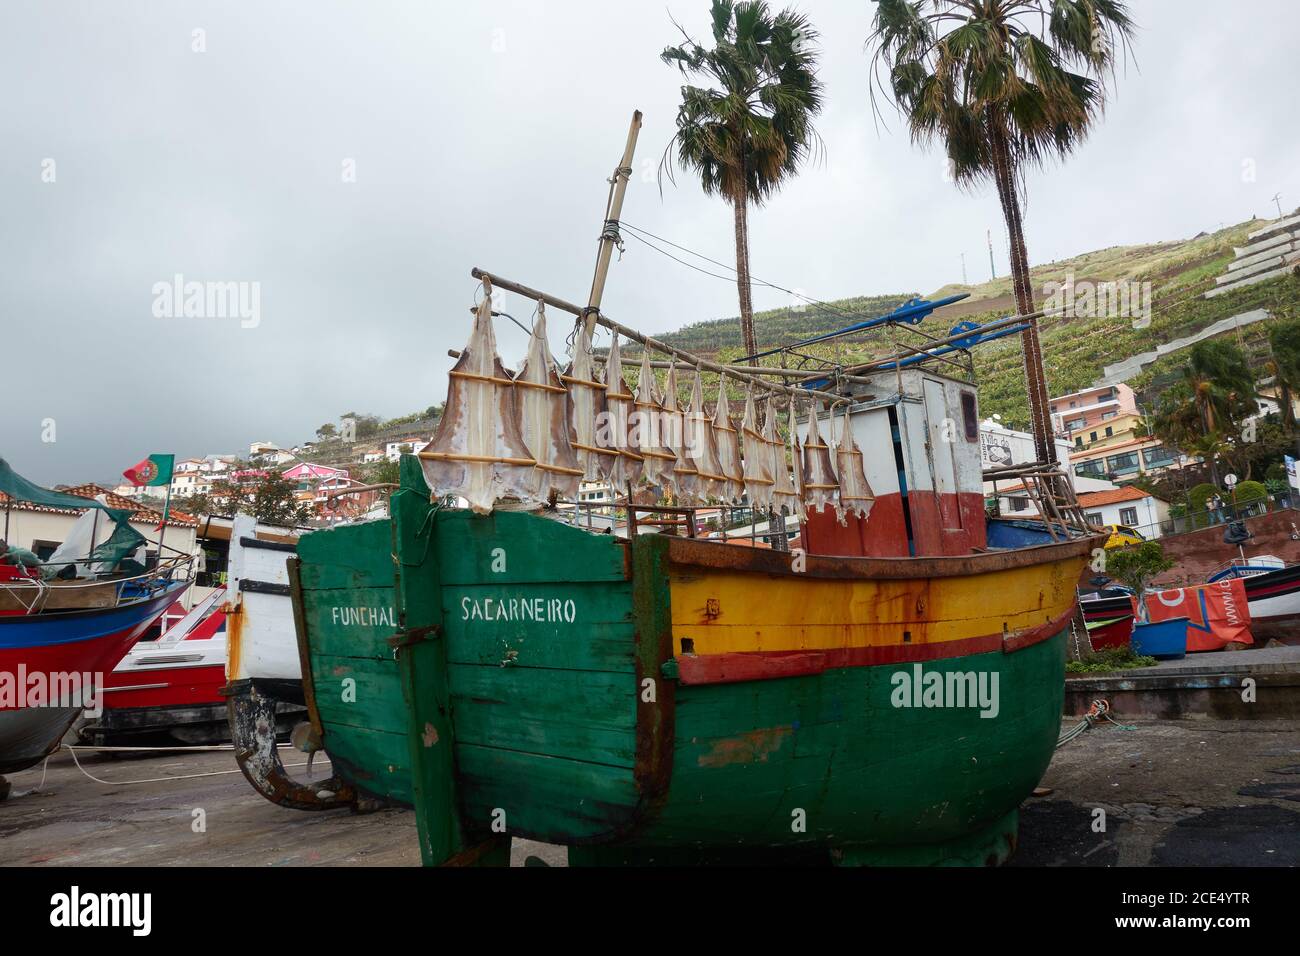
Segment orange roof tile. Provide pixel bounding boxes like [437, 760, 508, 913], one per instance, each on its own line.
[1077, 486, 1155, 507]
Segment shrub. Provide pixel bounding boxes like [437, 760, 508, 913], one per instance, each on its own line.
[1187, 482, 1221, 528]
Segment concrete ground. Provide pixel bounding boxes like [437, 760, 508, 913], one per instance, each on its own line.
[2, 718, 1297, 867]
[1015, 717, 1300, 866]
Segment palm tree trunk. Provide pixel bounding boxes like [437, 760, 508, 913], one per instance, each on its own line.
[989, 116, 1053, 466]
[733, 197, 758, 363]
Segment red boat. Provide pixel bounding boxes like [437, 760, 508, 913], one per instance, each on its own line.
[82, 587, 230, 745]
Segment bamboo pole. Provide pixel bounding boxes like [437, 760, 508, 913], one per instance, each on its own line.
[445, 346, 879, 389]
[583, 111, 643, 338]
[469, 267, 848, 406]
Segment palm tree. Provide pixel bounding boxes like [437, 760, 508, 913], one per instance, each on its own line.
[1182, 339, 1256, 436]
[867, 0, 1135, 462]
[1267, 317, 1300, 451]
[661, 0, 823, 362]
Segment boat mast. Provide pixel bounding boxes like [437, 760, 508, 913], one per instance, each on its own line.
[582, 111, 643, 338]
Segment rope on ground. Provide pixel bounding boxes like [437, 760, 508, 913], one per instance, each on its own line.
[1056, 698, 1136, 749]
[61, 745, 331, 787]
[9, 755, 51, 797]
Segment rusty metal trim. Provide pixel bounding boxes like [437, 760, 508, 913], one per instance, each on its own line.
[664, 531, 1106, 581]
[226, 678, 355, 811]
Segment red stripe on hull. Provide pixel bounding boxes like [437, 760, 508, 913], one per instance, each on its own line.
[101, 664, 227, 710]
[676, 606, 1076, 685]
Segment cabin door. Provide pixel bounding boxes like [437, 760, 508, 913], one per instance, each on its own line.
[923, 378, 964, 531]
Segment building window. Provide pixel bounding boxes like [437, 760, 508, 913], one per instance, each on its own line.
[1075, 436, 1083, 448]
[1086, 512, 1104, 525]
[1106, 452, 1141, 474]
[1105, 426, 1113, 437]
[1010, 497, 1028, 513]
[1089, 431, 1098, 442]
[1119, 507, 1138, 526]
[31, 540, 61, 560]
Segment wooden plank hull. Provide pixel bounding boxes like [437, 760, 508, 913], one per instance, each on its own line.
[293, 467, 1094, 864]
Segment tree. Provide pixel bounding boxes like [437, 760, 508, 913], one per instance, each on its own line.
[365, 458, 401, 487]
[1105, 540, 1174, 624]
[1151, 339, 1260, 483]
[1267, 317, 1300, 452]
[661, 0, 824, 361]
[867, 0, 1135, 462]
[200, 474, 312, 527]
[316, 423, 337, 440]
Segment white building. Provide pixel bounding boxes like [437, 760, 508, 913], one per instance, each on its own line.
[1077, 486, 1170, 537]
[384, 439, 430, 461]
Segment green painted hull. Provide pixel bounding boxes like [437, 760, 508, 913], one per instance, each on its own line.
[291, 457, 1076, 865]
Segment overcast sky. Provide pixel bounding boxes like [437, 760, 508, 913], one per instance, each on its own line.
[3, 0, 1298, 484]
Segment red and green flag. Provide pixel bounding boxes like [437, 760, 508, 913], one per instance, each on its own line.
[123, 454, 175, 487]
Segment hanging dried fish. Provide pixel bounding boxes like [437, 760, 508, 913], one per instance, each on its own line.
[800, 403, 840, 517]
[600, 334, 642, 489]
[740, 387, 775, 513]
[515, 302, 582, 501]
[835, 405, 875, 522]
[663, 362, 699, 505]
[633, 350, 676, 492]
[421, 285, 539, 515]
[686, 372, 724, 500]
[770, 401, 803, 520]
[563, 322, 613, 484]
[713, 384, 745, 504]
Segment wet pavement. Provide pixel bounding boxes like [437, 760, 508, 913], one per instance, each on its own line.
[2, 718, 1297, 867]
[1014, 717, 1300, 866]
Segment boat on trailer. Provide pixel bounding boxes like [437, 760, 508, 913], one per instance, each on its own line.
[277, 112, 1100, 864]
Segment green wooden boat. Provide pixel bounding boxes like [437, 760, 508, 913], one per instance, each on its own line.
[289, 457, 1094, 865]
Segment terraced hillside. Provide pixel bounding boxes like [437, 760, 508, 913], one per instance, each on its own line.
[650, 216, 1300, 428]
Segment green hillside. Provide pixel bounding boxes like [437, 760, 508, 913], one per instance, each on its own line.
[641, 216, 1300, 428]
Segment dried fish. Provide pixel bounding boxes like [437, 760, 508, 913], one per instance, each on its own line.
[713, 385, 745, 504]
[740, 388, 775, 512]
[599, 334, 641, 489]
[800, 404, 840, 517]
[563, 323, 613, 483]
[515, 302, 582, 501]
[663, 362, 699, 505]
[770, 397, 803, 520]
[633, 350, 676, 492]
[421, 288, 539, 514]
[686, 372, 724, 500]
[835, 405, 875, 522]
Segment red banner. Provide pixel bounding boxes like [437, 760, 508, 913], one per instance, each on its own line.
[1139, 578, 1253, 651]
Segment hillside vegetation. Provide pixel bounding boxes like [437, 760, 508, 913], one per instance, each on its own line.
[633, 217, 1300, 429]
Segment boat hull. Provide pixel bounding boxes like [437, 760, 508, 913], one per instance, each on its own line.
[294, 463, 1095, 864]
[0, 583, 186, 774]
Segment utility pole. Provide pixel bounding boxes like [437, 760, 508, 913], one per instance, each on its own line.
[961, 252, 968, 285]
[987, 229, 996, 280]
[1273, 193, 1284, 219]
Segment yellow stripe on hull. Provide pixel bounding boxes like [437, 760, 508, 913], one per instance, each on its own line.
[668, 554, 1083, 657]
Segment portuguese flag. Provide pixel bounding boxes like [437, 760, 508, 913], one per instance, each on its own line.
[122, 454, 175, 487]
